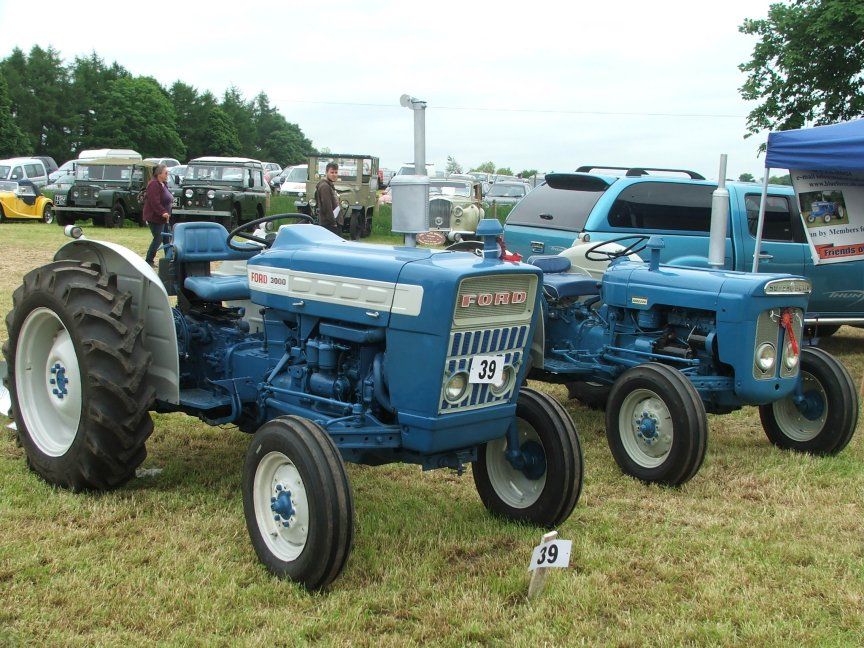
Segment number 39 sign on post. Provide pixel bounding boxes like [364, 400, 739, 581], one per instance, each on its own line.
[527, 530, 572, 599]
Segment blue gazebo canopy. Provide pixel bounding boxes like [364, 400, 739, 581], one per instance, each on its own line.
[765, 118, 864, 172]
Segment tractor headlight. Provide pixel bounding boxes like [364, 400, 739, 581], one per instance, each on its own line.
[207, 190, 216, 199]
[784, 339, 800, 370]
[443, 371, 469, 403]
[184, 188, 193, 198]
[490, 365, 515, 397]
[756, 342, 776, 372]
[340, 199, 349, 210]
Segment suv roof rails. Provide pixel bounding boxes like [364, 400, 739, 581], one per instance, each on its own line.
[576, 165, 705, 180]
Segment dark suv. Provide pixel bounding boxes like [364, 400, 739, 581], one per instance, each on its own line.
[53, 157, 154, 227]
[172, 157, 270, 228]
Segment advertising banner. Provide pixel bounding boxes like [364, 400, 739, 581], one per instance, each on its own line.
[791, 170, 864, 264]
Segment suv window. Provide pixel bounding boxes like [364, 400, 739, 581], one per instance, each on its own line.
[745, 194, 803, 243]
[11, 166, 23, 180]
[506, 183, 604, 231]
[607, 183, 714, 232]
[24, 164, 42, 177]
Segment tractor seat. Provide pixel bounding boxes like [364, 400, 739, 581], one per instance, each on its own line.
[173, 221, 258, 301]
[527, 254, 601, 301]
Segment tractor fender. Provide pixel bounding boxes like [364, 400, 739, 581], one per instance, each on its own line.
[529, 309, 545, 370]
[54, 239, 180, 404]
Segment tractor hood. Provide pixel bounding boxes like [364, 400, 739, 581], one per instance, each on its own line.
[602, 261, 812, 320]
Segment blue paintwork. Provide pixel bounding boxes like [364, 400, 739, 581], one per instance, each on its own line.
[503, 174, 864, 322]
[49, 363, 68, 400]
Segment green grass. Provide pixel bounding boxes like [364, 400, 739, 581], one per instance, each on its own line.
[1, 223, 863, 645]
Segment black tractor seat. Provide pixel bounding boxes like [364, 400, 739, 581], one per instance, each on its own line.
[527, 255, 601, 301]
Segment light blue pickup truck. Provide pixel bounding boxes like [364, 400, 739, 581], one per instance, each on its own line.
[503, 168, 864, 335]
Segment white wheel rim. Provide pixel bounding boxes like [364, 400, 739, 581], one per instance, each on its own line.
[484, 420, 546, 509]
[15, 307, 83, 457]
[253, 451, 310, 562]
[771, 371, 827, 442]
[618, 388, 674, 468]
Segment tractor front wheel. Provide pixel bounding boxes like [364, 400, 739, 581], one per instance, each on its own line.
[473, 387, 583, 527]
[243, 416, 354, 591]
[3, 261, 155, 490]
[759, 347, 858, 455]
[606, 363, 707, 485]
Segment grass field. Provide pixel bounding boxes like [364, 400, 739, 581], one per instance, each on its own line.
[1, 222, 862, 646]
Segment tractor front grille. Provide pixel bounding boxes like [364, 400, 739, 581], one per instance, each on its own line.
[438, 324, 529, 414]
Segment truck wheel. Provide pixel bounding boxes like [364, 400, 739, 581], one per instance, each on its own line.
[473, 387, 583, 527]
[362, 209, 373, 238]
[42, 204, 54, 224]
[108, 203, 126, 228]
[566, 380, 610, 410]
[3, 261, 155, 491]
[56, 212, 73, 226]
[759, 347, 858, 455]
[229, 207, 240, 230]
[243, 416, 354, 591]
[606, 363, 707, 485]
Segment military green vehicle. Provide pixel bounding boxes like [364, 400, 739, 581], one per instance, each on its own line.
[53, 157, 155, 227]
[294, 154, 379, 238]
[172, 157, 271, 229]
[428, 176, 486, 237]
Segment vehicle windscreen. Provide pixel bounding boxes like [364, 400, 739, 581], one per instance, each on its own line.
[430, 181, 471, 197]
[0, 166, 10, 178]
[315, 158, 372, 182]
[0, 180, 17, 192]
[505, 183, 604, 231]
[488, 184, 525, 198]
[286, 167, 307, 182]
[75, 165, 136, 181]
[186, 165, 247, 182]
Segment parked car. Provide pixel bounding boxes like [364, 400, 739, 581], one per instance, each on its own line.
[486, 181, 529, 206]
[0, 180, 54, 223]
[78, 148, 142, 161]
[276, 164, 308, 196]
[262, 162, 282, 179]
[172, 157, 270, 229]
[169, 164, 187, 186]
[47, 160, 77, 189]
[427, 177, 485, 234]
[0, 157, 49, 187]
[53, 157, 155, 227]
[380, 167, 393, 187]
[393, 162, 436, 178]
[502, 166, 864, 332]
[295, 154, 379, 238]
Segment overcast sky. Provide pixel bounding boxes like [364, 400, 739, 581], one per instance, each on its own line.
[1, 0, 779, 179]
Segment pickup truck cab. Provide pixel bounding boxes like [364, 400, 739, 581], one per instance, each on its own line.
[503, 169, 864, 328]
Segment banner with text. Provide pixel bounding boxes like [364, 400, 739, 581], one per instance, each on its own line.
[791, 170, 864, 264]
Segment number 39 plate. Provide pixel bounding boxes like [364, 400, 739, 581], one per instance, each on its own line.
[468, 354, 505, 384]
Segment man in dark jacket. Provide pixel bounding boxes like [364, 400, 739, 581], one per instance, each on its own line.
[315, 162, 341, 235]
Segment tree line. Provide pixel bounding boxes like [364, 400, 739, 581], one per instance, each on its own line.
[0, 46, 315, 165]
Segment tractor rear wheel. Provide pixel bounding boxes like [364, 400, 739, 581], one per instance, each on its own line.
[606, 363, 707, 485]
[3, 260, 155, 490]
[473, 387, 583, 527]
[759, 347, 858, 455]
[243, 416, 354, 591]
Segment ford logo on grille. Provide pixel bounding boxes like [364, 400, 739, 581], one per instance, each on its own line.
[460, 291, 527, 308]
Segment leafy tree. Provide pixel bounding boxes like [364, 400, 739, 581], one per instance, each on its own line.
[471, 161, 495, 173]
[203, 107, 241, 156]
[221, 86, 256, 153]
[739, 172, 756, 182]
[68, 52, 129, 153]
[768, 173, 792, 185]
[446, 155, 463, 174]
[90, 76, 185, 159]
[0, 75, 31, 156]
[170, 82, 217, 160]
[250, 92, 314, 164]
[739, 0, 864, 139]
[519, 169, 539, 178]
[495, 167, 513, 176]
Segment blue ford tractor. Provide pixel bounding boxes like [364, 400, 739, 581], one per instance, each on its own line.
[524, 235, 858, 485]
[3, 217, 583, 591]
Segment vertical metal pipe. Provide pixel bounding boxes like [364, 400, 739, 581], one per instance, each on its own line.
[752, 172, 771, 272]
[708, 154, 729, 269]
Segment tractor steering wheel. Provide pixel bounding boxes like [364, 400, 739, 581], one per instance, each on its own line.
[226, 213, 313, 251]
[445, 240, 483, 256]
[584, 235, 650, 262]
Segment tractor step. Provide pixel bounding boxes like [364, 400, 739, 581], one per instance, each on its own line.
[179, 388, 234, 411]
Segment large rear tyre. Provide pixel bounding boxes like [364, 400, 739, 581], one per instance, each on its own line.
[3, 261, 155, 490]
[473, 387, 583, 527]
[566, 380, 610, 410]
[606, 363, 707, 485]
[759, 347, 858, 455]
[242, 416, 354, 591]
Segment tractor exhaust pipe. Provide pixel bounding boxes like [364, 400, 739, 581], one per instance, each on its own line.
[708, 154, 729, 269]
